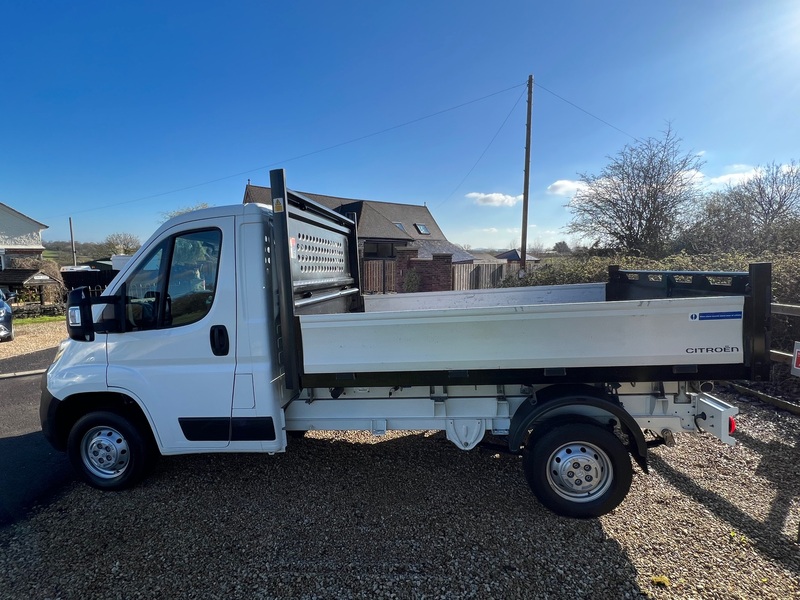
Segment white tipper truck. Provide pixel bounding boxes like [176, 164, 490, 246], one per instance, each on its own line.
[40, 169, 772, 518]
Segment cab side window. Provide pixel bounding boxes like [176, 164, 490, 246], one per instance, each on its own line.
[125, 244, 166, 330]
[123, 229, 222, 331]
[167, 230, 221, 326]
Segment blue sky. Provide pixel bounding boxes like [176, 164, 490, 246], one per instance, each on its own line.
[2, 1, 799, 250]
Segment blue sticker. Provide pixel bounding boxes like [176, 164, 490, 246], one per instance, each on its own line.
[690, 311, 742, 321]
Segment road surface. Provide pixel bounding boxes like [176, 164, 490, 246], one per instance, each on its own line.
[0, 348, 72, 527]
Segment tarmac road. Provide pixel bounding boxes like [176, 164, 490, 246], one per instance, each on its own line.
[0, 348, 72, 527]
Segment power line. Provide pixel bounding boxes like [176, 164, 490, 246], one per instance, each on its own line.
[46, 78, 640, 220]
[533, 81, 641, 142]
[44, 82, 528, 219]
[436, 86, 528, 207]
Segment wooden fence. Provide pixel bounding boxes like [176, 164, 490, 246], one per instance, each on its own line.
[362, 260, 396, 294]
[770, 303, 800, 367]
[362, 261, 523, 293]
[452, 263, 521, 291]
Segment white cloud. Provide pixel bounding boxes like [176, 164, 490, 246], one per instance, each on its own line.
[706, 164, 758, 189]
[482, 227, 499, 233]
[546, 179, 588, 196]
[683, 169, 706, 185]
[466, 192, 523, 207]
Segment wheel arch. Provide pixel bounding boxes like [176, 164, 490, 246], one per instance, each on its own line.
[49, 392, 159, 453]
[508, 384, 648, 473]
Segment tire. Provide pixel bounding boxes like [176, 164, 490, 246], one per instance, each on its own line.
[67, 411, 157, 490]
[523, 422, 632, 518]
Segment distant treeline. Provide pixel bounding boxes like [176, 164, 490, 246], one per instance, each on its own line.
[43, 241, 110, 265]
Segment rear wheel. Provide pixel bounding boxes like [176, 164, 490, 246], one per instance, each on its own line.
[523, 422, 632, 518]
[67, 411, 157, 490]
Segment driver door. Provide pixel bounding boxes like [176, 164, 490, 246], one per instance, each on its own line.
[106, 217, 237, 451]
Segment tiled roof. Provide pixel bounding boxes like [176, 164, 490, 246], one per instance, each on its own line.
[243, 184, 463, 247]
[413, 240, 475, 263]
[0, 269, 58, 286]
[494, 249, 539, 262]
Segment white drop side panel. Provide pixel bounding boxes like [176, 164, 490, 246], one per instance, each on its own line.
[362, 283, 606, 312]
[299, 296, 745, 373]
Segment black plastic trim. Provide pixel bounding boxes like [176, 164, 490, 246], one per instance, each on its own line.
[179, 417, 229, 441]
[178, 417, 276, 442]
[39, 376, 65, 450]
[232, 417, 276, 441]
[506, 385, 649, 473]
[299, 362, 757, 389]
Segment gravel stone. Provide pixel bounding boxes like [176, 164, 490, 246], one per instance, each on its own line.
[1, 322, 798, 598]
[0, 320, 66, 360]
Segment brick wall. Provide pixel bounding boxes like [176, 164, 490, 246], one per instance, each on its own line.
[395, 247, 453, 293]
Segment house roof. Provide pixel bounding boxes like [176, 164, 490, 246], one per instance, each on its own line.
[413, 240, 475, 263]
[470, 252, 507, 264]
[0, 203, 48, 229]
[243, 184, 463, 246]
[494, 249, 540, 262]
[0, 269, 58, 286]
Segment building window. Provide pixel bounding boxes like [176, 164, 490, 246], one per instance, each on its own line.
[414, 223, 430, 235]
[393, 222, 406, 232]
[363, 242, 395, 258]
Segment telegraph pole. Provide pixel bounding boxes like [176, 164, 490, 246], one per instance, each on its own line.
[520, 74, 533, 274]
[69, 217, 77, 266]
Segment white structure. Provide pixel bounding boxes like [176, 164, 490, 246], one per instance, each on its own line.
[0, 202, 48, 270]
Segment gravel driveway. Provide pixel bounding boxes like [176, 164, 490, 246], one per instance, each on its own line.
[0, 322, 798, 598]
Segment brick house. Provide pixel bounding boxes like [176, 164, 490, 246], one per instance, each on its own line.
[244, 184, 474, 293]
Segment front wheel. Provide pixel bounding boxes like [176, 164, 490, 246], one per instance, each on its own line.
[67, 411, 157, 490]
[523, 423, 633, 518]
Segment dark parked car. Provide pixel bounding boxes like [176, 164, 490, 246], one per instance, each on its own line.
[0, 290, 16, 342]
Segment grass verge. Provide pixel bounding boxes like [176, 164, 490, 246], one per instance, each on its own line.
[15, 316, 66, 326]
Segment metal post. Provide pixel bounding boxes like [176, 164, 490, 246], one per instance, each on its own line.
[69, 217, 77, 266]
[520, 74, 533, 273]
[269, 169, 300, 393]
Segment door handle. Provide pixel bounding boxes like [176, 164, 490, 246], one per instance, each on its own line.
[209, 325, 229, 356]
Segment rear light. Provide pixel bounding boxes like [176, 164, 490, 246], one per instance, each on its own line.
[729, 416, 737, 435]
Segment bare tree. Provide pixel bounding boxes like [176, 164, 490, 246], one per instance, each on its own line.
[738, 161, 800, 228]
[566, 125, 704, 258]
[682, 160, 800, 254]
[104, 232, 141, 256]
[679, 190, 755, 254]
[526, 238, 547, 257]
